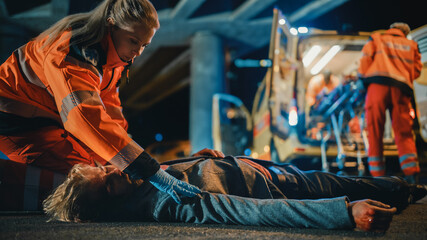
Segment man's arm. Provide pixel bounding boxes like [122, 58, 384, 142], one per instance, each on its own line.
[413, 43, 422, 80]
[358, 36, 375, 77]
[153, 192, 354, 230]
[306, 77, 321, 107]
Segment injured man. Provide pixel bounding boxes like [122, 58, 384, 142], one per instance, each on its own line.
[43, 153, 426, 232]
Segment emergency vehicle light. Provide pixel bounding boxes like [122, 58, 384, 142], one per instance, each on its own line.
[234, 59, 272, 68]
[289, 106, 298, 126]
[244, 148, 252, 156]
[298, 27, 308, 34]
[290, 28, 298, 35]
[155, 133, 163, 142]
[294, 148, 306, 152]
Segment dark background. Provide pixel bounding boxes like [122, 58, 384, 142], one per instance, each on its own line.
[1, 0, 425, 147]
[131, 0, 425, 147]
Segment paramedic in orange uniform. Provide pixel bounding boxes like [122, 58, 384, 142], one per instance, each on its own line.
[305, 70, 341, 139]
[358, 22, 422, 183]
[306, 69, 341, 108]
[0, 0, 204, 204]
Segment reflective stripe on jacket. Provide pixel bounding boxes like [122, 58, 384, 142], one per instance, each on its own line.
[358, 28, 422, 96]
[0, 30, 142, 170]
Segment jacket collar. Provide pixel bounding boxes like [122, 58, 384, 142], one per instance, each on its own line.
[101, 32, 130, 68]
[385, 28, 406, 38]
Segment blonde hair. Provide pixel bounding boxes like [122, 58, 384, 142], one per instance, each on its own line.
[37, 0, 159, 48]
[43, 164, 138, 222]
[390, 22, 410, 36]
[43, 164, 106, 222]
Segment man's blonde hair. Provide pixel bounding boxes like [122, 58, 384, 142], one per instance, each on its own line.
[43, 164, 108, 222]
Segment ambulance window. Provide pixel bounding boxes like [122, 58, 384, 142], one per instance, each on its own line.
[278, 30, 294, 86]
[277, 28, 291, 81]
[280, 29, 288, 54]
[255, 83, 266, 112]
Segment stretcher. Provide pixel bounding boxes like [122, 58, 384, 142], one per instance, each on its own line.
[308, 80, 367, 174]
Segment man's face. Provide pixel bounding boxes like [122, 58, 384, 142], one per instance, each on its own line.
[324, 73, 332, 85]
[81, 165, 136, 197]
[110, 21, 156, 62]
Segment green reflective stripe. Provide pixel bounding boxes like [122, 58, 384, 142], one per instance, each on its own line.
[109, 141, 143, 170]
[15, 46, 48, 91]
[60, 90, 104, 123]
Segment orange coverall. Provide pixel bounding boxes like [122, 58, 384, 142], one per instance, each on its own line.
[306, 73, 341, 108]
[0, 30, 159, 176]
[358, 28, 422, 177]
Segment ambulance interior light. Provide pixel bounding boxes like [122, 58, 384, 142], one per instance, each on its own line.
[310, 45, 341, 75]
[302, 45, 321, 67]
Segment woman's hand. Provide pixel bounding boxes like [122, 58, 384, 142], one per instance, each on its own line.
[192, 148, 225, 158]
[348, 199, 396, 232]
[149, 169, 201, 204]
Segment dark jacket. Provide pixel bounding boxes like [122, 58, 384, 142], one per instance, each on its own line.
[119, 156, 353, 229]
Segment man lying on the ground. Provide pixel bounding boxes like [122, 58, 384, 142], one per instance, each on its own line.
[43, 150, 426, 232]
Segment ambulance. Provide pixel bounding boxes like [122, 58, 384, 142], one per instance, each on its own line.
[213, 8, 427, 174]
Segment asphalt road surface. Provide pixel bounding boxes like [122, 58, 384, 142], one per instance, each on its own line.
[1, 196, 426, 240]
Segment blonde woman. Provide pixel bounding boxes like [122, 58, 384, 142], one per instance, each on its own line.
[0, 0, 203, 203]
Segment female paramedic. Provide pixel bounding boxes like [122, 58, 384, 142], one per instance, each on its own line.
[0, 0, 203, 204]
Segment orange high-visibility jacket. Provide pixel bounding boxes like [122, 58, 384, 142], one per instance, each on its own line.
[0, 30, 156, 175]
[358, 28, 422, 96]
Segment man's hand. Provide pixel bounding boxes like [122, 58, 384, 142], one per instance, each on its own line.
[192, 148, 225, 158]
[348, 199, 397, 232]
[149, 169, 201, 204]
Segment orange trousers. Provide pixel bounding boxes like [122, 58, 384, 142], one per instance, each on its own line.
[365, 83, 420, 177]
[0, 126, 105, 174]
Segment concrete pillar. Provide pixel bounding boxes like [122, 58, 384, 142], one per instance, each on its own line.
[0, 21, 32, 63]
[190, 31, 224, 153]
